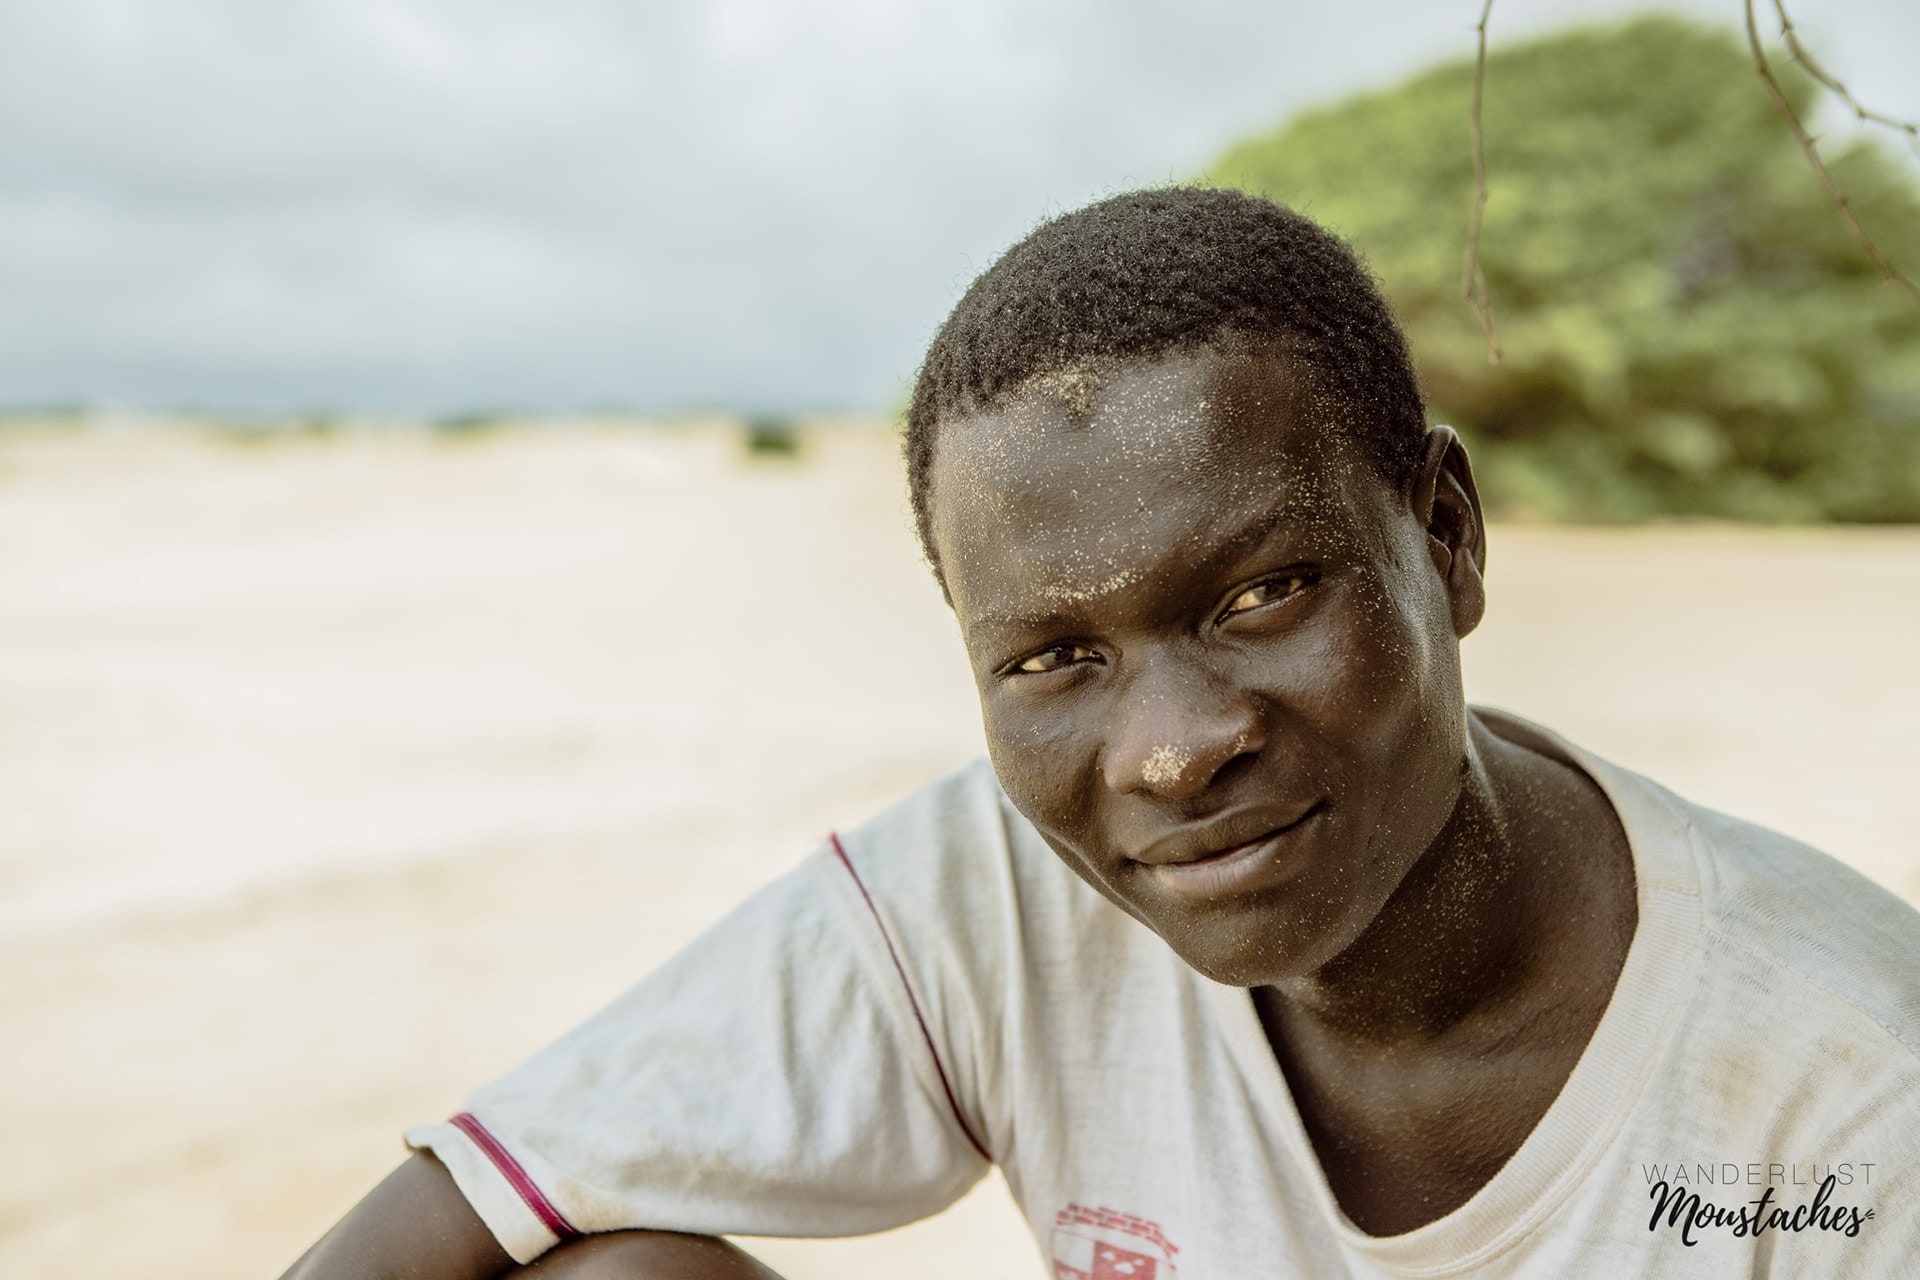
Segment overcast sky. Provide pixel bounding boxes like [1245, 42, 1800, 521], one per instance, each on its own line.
[2, 0, 1914, 416]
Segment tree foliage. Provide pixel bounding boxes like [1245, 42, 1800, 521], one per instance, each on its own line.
[1207, 16, 1920, 521]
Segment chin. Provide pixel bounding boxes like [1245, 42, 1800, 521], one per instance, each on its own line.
[1147, 906, 1338, 989]
[1182, 953, 1287, 989]
[1182, 949, 1320, 990]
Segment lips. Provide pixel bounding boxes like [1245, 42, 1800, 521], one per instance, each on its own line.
[1133, 801, 1325, 901]
[1131, 801, 1323, 867]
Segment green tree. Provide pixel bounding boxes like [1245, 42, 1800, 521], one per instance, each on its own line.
[1206, 16, 1920, 521]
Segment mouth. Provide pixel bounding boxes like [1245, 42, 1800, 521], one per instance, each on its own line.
[1137, 801, 1325, 901]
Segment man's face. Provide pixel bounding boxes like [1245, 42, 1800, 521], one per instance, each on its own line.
[929, 342, 1481, 987]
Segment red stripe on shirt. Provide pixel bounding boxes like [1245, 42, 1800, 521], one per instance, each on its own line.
[449, 1110, 580, 1240]
[829, 831, 993, 1163]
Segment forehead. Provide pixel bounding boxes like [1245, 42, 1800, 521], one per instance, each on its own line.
[928, 345, 1388, 620]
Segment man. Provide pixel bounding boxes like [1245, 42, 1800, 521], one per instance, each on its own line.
[284, 188, 1919, 1278]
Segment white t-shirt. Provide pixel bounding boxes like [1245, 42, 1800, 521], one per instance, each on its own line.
[408, 715, 1920, 1276]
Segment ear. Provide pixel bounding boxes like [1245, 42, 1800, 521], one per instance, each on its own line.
[1408, 426, 1486, 638]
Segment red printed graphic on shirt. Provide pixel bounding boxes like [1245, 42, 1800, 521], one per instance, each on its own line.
[1049, 1203, 1179, 1279]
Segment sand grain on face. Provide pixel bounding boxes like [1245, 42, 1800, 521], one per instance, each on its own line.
[934, 354, 1294, 613]
[1141, 743, 1195, 790]
[1024, 364, 1106, 422]
[1037, 565, 1142, 606]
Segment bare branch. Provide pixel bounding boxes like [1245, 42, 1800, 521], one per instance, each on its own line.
[1770, 0, 1920, 158]
[1460, 0, 1501, 362]
[1744, 0, 1920, 302]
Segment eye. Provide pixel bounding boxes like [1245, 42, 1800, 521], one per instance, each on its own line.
[1014, 642, 1099, 674]
[1221, 574, 1309, 620]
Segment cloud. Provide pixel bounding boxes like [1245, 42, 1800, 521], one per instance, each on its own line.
[0, 0, 1913, 413]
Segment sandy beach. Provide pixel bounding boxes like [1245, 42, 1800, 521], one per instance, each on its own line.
[3, 421, 1916, 1279]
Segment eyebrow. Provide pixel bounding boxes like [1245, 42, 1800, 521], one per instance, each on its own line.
[963, 493, 1321, 639]
[1199, 493, 1321, 573]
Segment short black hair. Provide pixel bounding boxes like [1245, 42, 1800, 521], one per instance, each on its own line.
[904, 186, 1427, 580]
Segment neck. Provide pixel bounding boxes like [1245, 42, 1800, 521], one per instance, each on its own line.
[1268, 717, 1559, 1043]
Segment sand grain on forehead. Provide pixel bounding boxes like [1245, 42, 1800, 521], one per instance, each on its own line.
[1037, 566, 1143, 607]
[943, 365, 1226, 514]
[933, 348, 1378, 611]
[1023, 365, 1105, 421]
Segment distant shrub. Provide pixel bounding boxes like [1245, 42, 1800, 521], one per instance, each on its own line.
[433, 412, 505, 438]
[743, 417, 802, 458]
[1207, 16, 1920, 521]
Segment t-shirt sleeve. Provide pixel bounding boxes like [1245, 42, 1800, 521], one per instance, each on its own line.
[404, 844, 993, 1264]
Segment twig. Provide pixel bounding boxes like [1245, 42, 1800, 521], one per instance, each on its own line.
[1744, 0, 1920, 301]
[1460, 0, 1501, 362]
[1770, 0, 1920, 159]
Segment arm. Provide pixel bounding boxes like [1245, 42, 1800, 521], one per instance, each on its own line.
[280, 1153, 784, 1280]
[279, 1152, 513, 1280]
[518, 1232, 785, 1279]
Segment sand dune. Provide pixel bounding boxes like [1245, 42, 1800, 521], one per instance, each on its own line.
[2, 422, 1915, 1278]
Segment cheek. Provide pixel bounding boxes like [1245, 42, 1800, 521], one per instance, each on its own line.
[980, 694, 1098, 837]
[1261, 575, 1459, 766]
[1334, 571, 1468, 794]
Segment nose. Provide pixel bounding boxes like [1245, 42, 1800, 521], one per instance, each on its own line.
[1102, 652, 1266, 802]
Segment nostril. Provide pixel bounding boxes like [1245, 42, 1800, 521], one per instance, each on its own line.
[1209, 745, 1263, 792]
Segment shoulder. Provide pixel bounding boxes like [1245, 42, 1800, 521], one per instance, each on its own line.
[1575, 745, 1920, 1074]
[1488, 709, 1920, 1067]
[822, 757, 1143, 973]
[1679, 796, 1920, 1061]
[828, 756, 1019, 889]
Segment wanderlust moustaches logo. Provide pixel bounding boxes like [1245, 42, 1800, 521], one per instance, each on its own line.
[1640, 1161, 1877, 1247]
